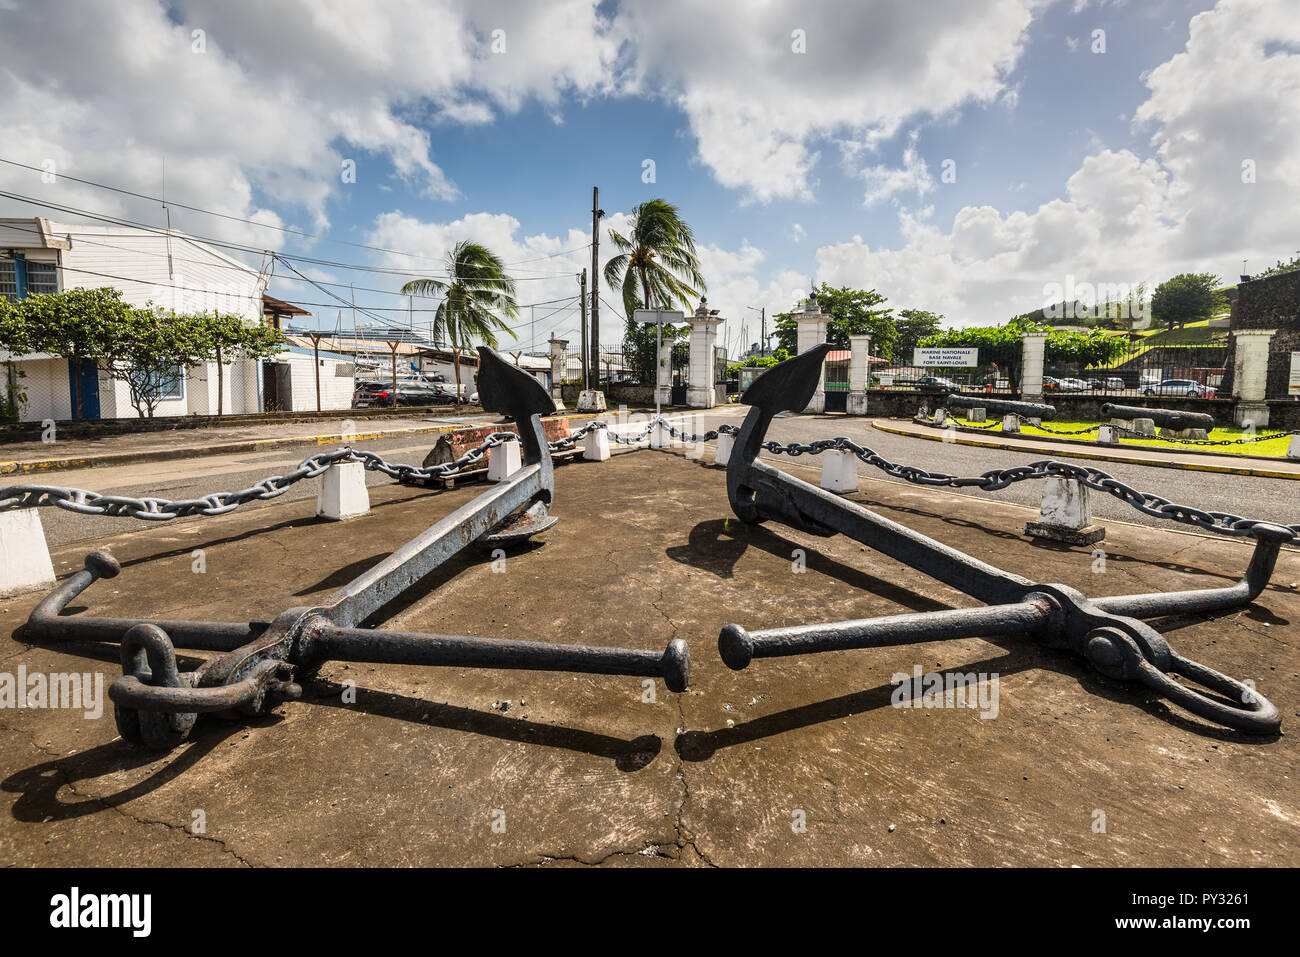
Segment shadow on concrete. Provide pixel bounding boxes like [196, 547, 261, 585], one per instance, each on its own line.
[307, 679, 661, 772]
[667, 518, 951, 615]
[1, 720, 245, 822]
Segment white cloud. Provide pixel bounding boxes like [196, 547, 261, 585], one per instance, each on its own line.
[858, 131, 935, 207]
[814, 0, 1300, 326]
[613, 0, 1040, 202]
[0, 0, 619, 244]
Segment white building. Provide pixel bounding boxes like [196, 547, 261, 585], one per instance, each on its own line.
[0, 217, 346, 420]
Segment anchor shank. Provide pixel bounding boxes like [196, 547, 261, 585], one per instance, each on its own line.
[750, 459, 1032, 604]
[720, 599, 1052, 670]
[315, 461, 546, 628]
[318, 627, 690, 692]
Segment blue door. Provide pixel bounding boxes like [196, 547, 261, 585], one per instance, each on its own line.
[67, 359, 101, 419]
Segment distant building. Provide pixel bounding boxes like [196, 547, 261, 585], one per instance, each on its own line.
[0, 216, 307, 421]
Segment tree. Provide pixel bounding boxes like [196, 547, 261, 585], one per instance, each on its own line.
[401, 240, 519, 405]
[8, 288, 286, 418]
[1254, 255, 1300, 280]
[0, 296, 26, 418]
[195, 311, 286, 415]
[895, 309, 945, 360]
[602, 199, 706, 386]
[9, 287, 134, 418]
[1151, 273, 1226, 331]
[772, 284, 898, 360]
[919, 316, 1128, 387]
[603, 199, 706, 319]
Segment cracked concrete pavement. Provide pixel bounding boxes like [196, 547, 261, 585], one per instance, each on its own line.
[1, 444, 1298, 866]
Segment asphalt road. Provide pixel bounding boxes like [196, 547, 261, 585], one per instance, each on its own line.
[18, 408, 1300, 549]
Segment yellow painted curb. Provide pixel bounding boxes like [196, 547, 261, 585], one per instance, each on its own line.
[870, 419, 1300, 481]
[0, 412, 606, 477]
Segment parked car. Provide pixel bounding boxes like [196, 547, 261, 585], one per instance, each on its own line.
[352, 381, 460, 408]
[1056, 377, 1089, 392]
[915, 375, 961, 393]
[1041, 376, 1061, 392]
[1141, 379, 1209, 397]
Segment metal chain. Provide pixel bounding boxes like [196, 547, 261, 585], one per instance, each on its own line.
[5, 414, 1295, 542]
[751, 434, 1299, 542]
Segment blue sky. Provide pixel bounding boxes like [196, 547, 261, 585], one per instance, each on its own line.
[2, 0, 1297, 353]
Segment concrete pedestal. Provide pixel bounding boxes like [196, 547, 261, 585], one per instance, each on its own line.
[1025, 477, 1105, 546]
[317, 461, 371, 521]
[0, 509, 57, 597]
[487, 441, 522, 482]
[582, 429, 610, 461]
[819, 450, 858, 493]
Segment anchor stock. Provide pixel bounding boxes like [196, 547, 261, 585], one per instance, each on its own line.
[718, 344, 1283, 735]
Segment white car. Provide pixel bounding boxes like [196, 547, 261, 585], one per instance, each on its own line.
[1056, 377, 1089, 392]
[1142, 379, 1208, 397]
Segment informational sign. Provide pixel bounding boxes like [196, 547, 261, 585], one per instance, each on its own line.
[1289, 351, 1300, 397]
[913, 347, 979, 368]
[633, 309, 685, 325]
[738, 366, 762, 391]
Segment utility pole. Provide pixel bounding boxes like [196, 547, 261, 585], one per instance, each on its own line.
[760, 306, 767, 356]
[590, 187, 603, 389]
[579, 269, 589, 389]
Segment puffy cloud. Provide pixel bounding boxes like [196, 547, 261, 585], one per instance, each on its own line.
[0, 0, 618, 243]
[615, 0, 1039, 202]
[816, 0, 1300, 326]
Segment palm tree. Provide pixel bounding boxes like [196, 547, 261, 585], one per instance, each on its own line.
[603, 199, 706, 318]
[401, 240, 518, 405]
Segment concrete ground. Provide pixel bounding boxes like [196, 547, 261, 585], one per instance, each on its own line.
[1, 443, 1297, 866]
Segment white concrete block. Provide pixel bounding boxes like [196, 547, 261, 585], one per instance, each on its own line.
[715, 433, 735, 467]
[819, 449, 859, 493]
[316, 461, 371, 521]
[582, 429, 611, 461]
[933, 409, 948, 426]
[1002, 414, 1020, 433]
[0, 509, 57, 597]
[487, 440, 522, 482]
[1097, 425, 1119, 445]
[649, 421, 673, 449]
[577, 390, 606, 412]
[968, 408, 987, 422]
[1288, 434, 1300, 460]
[1038, 476, 1091, 529]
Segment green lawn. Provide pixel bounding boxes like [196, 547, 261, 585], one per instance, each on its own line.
[950, 416, 1296, 458]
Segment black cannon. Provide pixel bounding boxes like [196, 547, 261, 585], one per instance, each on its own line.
[944, 394, 1056, 420]
[718, 345, 1282, 734]
[1100, 403, 1215, 433]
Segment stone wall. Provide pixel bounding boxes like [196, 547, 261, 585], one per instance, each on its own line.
[1221, 269, 1300, 398]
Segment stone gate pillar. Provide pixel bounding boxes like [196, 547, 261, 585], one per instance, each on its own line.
[846, 334, 871, 415]
[548, 337, 567, 407]
[795, 293, 829, 413]
[687, 298, 724, 408]
[655, 339, 672, 407]
[1231, 329, 1276, 427]
[1020, 331, 1049, 399]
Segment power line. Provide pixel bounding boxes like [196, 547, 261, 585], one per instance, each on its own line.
[0, 188, 579, 281]
[0, 155, 591, 270]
